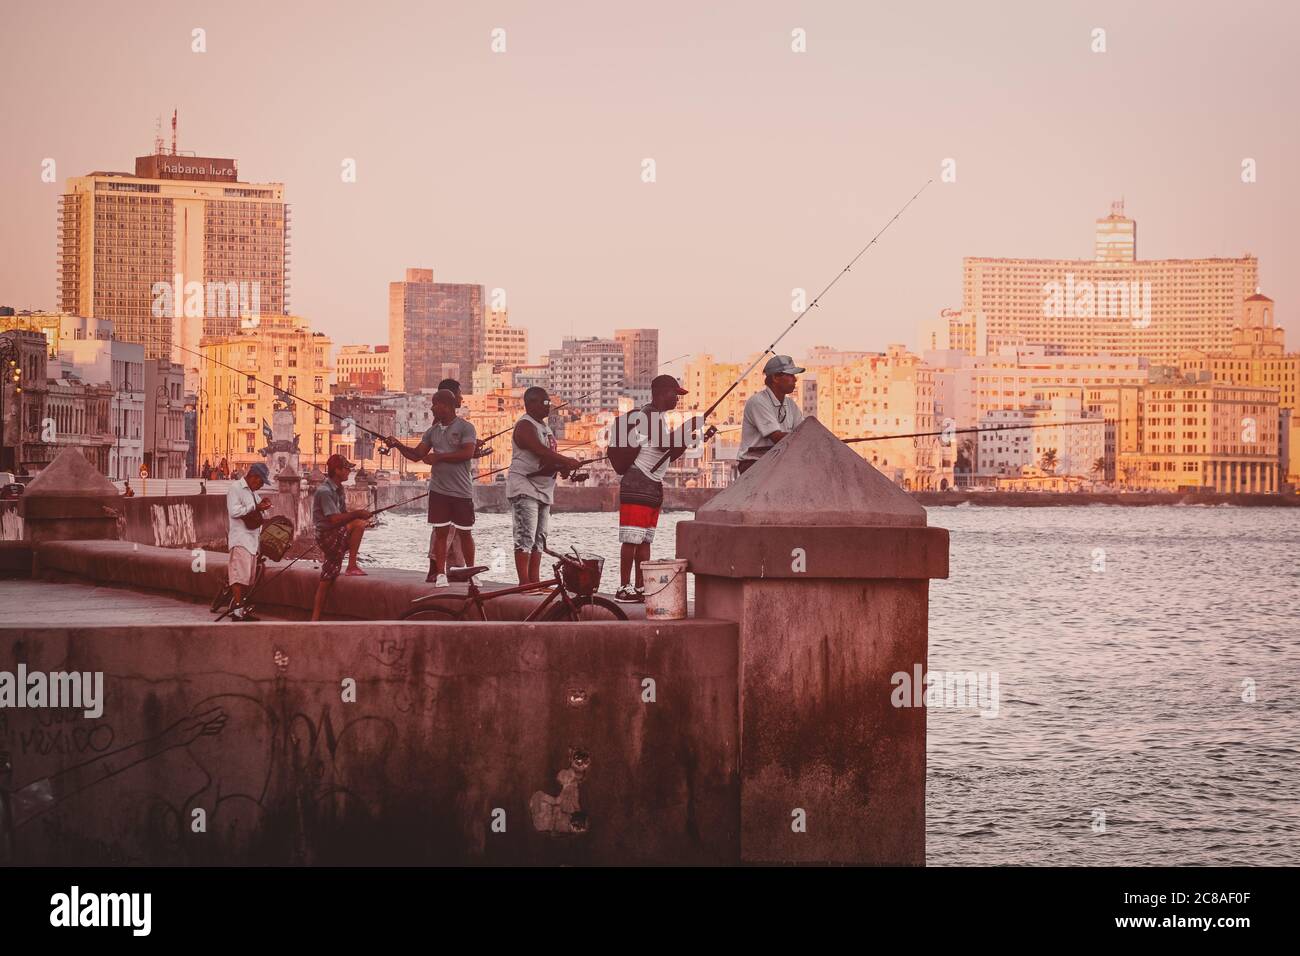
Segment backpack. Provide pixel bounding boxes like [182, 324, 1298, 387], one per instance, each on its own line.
[607, 410, 642, 476]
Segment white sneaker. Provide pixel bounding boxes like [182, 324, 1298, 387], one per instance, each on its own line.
[435, 573, 449, 588]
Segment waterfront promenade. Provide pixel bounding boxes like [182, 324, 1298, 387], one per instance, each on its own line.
[1, 422, 947, 866]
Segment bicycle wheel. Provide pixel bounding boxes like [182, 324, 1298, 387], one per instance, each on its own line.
[542, 595, 628, 622]
[399, 603, 462, 622]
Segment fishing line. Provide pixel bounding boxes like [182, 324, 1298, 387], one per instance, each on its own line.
[137, 330, 395, 452]
[648, 179, 934, 473]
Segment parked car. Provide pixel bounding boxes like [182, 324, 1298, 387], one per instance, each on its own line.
[0, 483, 22, 500]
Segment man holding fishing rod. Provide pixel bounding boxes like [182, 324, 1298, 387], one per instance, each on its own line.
[310, 454, 373, 621]
[385, 388, 479, 586]
[387, 382, 488, 582]
[608, 374, 701, 602]
[508, 387, 584, 584]
[737, 355, 806, 476]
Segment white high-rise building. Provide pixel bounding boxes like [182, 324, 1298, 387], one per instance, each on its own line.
[959, 205, 1259, 363]
[58, 146, 289, 393]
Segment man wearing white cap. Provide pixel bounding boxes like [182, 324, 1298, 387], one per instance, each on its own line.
[737, 354, 806, 475]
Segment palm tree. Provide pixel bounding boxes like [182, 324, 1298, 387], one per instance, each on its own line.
[1040, 448, 1058, 474]
[1091, 457, 1106, 478]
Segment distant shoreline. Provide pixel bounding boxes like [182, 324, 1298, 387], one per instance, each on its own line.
[911, 490, 1300, 508]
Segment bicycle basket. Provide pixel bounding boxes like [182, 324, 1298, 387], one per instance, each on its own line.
[559, 554, 604, 596]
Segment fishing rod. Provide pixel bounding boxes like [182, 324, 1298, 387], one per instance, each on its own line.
[523, 424, 743, 479]
[215, 537, 321, 621]
[648, 178, 934, 474]
[842, 416, 1128, 445]
[139, 331, 396, 454]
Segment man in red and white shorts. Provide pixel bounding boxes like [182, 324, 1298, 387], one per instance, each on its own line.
[615, 375, 698, 603]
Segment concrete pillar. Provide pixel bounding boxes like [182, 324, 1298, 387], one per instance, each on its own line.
[677, 418, 949, 864]
[20, 447, 121, 548]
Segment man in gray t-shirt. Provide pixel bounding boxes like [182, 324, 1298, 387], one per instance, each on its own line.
[388, 389, 479, 585]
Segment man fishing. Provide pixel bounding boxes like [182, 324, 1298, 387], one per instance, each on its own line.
[737, 355, 806, 475]
[611, 374, 699, 602]
[436, 378, 492, 455]
[310, 454, 372, 622]
[224, 462, 272, 622]
[386, 387, 480, 584]
[507, 387, 582, 584]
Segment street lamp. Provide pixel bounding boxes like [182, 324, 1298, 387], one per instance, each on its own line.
[153, 383, 171, 480]
[194, 386, 209, 478]
[112, 373, 139, 482]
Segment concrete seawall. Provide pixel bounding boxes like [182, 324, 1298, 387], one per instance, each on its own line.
[0, 620, 739, 865]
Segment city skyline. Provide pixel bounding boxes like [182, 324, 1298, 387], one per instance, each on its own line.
[2, 0, 1296, 366]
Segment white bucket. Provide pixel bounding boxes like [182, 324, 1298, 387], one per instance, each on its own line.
[641, 559, 688, 620]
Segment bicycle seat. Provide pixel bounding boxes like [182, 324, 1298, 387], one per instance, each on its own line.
[446, 565, 489, 583]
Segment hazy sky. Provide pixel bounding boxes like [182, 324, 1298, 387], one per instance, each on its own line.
[2, 0, 1295, 366]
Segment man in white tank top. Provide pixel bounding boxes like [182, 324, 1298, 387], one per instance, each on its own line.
[507, 387, 582, 583]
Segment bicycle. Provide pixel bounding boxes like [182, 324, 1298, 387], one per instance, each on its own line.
[399, 547, 627, 622]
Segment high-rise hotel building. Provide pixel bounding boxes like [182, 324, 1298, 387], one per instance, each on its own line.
[959, 202, 1259, 364]
[388, 269, 485, 392]
[57, 151, 289, 383]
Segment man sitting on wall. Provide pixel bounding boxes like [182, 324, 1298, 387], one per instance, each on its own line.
[310, 454, 372, 622]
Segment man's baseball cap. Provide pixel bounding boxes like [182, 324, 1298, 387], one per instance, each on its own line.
[650, 373, 688, 395]
[763, 354, 806, 376]
[326, 453, 355, 471]
[247, 462, 270, 481]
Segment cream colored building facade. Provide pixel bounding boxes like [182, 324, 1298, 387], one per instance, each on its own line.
[336, 344, 390, 392]
[1177, 293, 1299, 489]
[1114, 376, 1279, 492]
[928, 347, 1148, 430]
[808, 345, 950, 490]
[197, 315, 333, 474]
[485, 310, 529, 368]
[959, 205, 1259, 364]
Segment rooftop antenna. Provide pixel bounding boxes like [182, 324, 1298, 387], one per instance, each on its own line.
[171, 108, 178, 155]
[153, 115, 165, 155]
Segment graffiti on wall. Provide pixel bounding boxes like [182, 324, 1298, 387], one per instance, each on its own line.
[149, 502, 197, 548]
